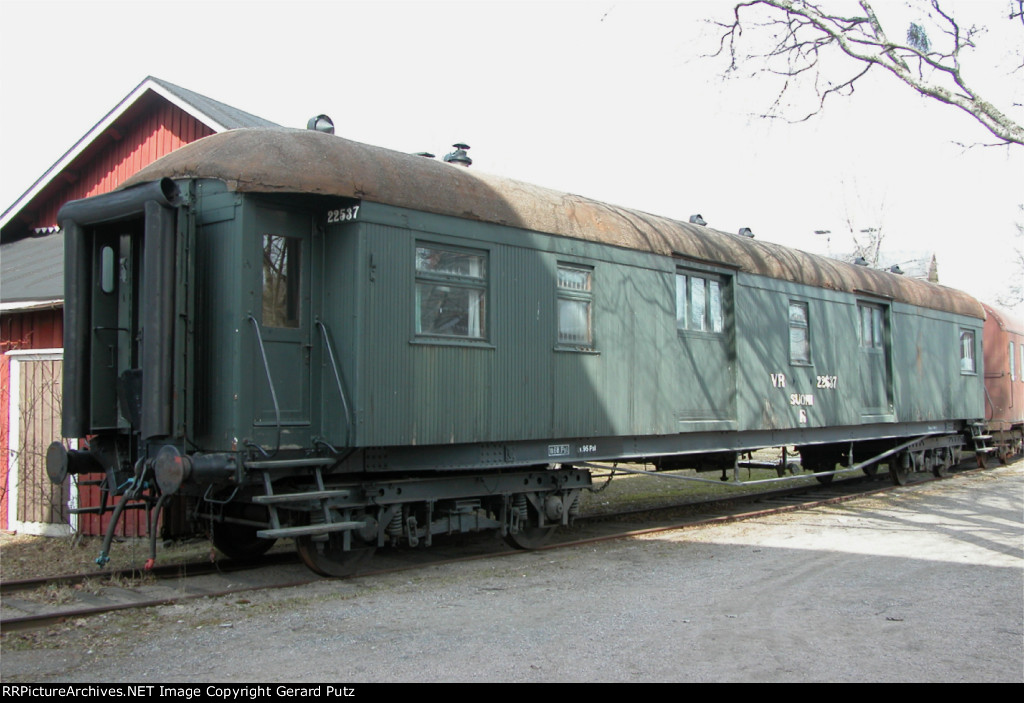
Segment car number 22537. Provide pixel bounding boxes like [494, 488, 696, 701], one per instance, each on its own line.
[327, 206, 360, 223]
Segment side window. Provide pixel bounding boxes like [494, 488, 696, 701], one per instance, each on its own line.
[557, 264, 594, 347]
[262, 234, 300, 328]
[960, 329, 976, 374]
[415, 244, 487, 339]
[788, 301, 810, 364]
[859, 303, 884, 349]
[100, 245, 116, 294]
[676, 270, 724, 334]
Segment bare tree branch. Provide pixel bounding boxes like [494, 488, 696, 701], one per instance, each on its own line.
[711, 0, 1024, 146]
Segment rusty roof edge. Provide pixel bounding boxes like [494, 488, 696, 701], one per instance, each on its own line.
[120, 129, 985, 320]
[981, 302, 1024, 335]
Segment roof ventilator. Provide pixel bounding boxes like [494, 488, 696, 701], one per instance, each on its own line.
[443, 143, 472, 167]
[306, 114, 335, 134]
[738, 227, 754, 238]
[689, 214, 707, 226]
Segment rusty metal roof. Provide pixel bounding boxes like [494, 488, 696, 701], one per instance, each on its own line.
[981, 303, 1024, 335]
[122, 129, 984, 319]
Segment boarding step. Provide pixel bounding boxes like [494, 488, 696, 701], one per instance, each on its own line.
[244, 457, 336, 471]
[975, 446, 997, 453]
[257, 521, 365, 539]
[252, 489, 351, 505]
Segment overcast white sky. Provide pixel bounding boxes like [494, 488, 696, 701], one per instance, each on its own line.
[1, 0, 1021, 311]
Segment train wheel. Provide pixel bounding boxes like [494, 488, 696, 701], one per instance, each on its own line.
[211, 504, 277, 561]
[296, 533, 376, 578]
[505, 525, 557, 550]
[862, 464, 879, 478]
[775, 461, 800, 478]
[890, 453, 911, 486]
[932, 449, 952, 478]
[504, 493, 560, 549]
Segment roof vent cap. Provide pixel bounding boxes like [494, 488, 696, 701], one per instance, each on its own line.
[689, 214, 707, 226]
[443, 143, 472, 167]
[307, 114, 335, 134]
[738, 227, 754, 238]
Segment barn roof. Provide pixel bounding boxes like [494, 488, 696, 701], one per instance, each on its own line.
[124, 128, 985, 320]
[0, 233, 64, 305]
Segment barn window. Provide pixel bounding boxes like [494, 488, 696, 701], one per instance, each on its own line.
[557, 264, 593, 347]
[960, 329, 976, 374]
[676, 271, 724, 334]
[262, 234, 300, 328]
[788, 301, 810, 365]
[415, 244, 487, 339]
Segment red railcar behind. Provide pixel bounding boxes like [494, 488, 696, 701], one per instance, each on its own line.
[982, 303, 1024, 461]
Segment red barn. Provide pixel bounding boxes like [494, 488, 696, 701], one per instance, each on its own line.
[1, 77, 278, 535]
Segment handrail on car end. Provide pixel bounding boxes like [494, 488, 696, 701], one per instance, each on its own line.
[316, 319, 353, 443]
[246, 315, 282, 457]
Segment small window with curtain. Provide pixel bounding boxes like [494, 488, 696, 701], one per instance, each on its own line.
[262, 234, 300, 328]
[960, 329, 976, 374]
[557, 264, 593, 347]
[415, 244, 487, 339]
[788, 301, 810, 365]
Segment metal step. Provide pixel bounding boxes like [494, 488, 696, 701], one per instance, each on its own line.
[257, 521, 365, 539]
[252, 489, 351, 505]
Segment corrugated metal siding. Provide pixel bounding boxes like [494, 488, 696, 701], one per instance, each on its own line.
[354, 219, 680, 447]
[27, 98, 214, 230]
[358, 223, 415, 445]
[493, 245, 553, 439]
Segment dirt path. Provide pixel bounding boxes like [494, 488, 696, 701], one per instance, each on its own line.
[3, 463, 1021, 682]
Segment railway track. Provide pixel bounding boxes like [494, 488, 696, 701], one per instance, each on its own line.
[0, 465, 977, 633]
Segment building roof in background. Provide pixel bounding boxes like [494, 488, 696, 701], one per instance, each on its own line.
[1, 77, 279, 304]
[0, 231, 64, 304]
[1, 76, 280, 238]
